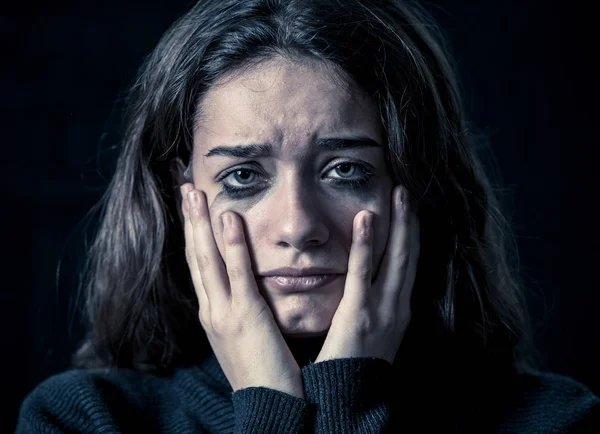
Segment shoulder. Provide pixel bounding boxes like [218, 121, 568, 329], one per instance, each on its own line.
[494, 370, 600, 433]
[24, 367, 158, 407]
[16, 368, 163, 433]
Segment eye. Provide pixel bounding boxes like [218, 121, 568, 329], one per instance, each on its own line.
[223, 168, 257, 187]
[323, 162, 374, 191]
[329, 162, 358, 179]
[216, 160, 375, 199]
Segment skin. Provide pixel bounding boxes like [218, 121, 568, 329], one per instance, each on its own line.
[171, 57, 420, 396]
[178, 58, 394, 336]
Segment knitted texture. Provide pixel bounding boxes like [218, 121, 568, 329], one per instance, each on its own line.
[16, 353, 600, 433]
[302, 357, 393, 433]
[493, 371, 600, 434]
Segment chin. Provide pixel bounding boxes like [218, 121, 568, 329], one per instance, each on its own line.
[269, 296, 339, 337]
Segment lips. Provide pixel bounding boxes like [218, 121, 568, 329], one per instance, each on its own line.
[260, 267, 343, 277]
[260, 274, 342, 292]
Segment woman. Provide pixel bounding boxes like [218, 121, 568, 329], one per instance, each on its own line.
[17, 0, 599, 432]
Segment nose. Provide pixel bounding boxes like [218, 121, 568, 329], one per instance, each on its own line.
[268, 177, 329, 250]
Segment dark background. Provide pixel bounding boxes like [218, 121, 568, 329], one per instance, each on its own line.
[4, 0, 598, 431]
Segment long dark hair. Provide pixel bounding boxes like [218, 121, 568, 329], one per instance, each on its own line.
[71, 0, 543, 383]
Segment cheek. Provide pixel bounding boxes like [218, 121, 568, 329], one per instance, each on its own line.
[203, 185, 393, 270]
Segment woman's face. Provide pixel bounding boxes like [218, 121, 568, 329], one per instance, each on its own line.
[189, 58, 394, 337]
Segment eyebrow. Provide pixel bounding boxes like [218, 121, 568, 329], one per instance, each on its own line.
[203, 137, 381, 158]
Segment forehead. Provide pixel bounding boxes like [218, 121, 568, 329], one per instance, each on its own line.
[193, 58, 382, 155]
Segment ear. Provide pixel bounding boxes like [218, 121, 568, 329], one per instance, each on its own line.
[170, 157, 192, 227]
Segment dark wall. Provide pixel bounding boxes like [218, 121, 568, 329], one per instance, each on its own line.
[4, 1, 597, 431]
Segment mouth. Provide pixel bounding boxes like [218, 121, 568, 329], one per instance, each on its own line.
[259, 274, 343, 292]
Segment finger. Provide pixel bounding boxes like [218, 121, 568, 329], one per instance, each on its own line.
[376, 185, 413, 309]
[187, 188, 229, 307]
[398, 209, 420, 310]
[222, 211, 261, 303]
[180, 184, 210, 313]
[342, 210, 374, 308]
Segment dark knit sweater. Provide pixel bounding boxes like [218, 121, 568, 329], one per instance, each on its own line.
[16, 352, 600, 433]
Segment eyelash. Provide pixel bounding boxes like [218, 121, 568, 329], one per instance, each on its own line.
[216, 161, 375, 199]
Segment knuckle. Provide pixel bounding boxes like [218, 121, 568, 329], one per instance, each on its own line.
[350, 264, 372, 281]
[207, 316, 226, 335]
[396, 253, 410, 267]
[196, 254, 211, 272]
[227, 266, 243, 282]
[354, 310, 376, 335]
[198, 308, 210, 326]
[399, 307, 412, 326]
[210, 316, 243, 337]
[225, 228, 245, 246]
[380, 316, 396, 334]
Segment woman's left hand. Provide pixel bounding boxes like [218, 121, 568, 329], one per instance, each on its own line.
[314, 185, 420, 365]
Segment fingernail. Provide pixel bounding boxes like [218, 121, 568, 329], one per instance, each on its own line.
[187, 190, 198, 208]
[221, 213, 231, 228]
[393, 186, 402, 207]
[181, 185, 191, 214]
[363, 212, 373, 230]
[180, 184, 191, 197]
[399, 187, 408, 206]
[182, 196, 189, 214]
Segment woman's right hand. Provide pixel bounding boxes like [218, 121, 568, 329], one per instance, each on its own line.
[180, 183, 304, 399]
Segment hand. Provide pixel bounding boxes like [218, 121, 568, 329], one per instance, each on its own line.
[180, 183, 304, 398]
[314, 185, 420, 364]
